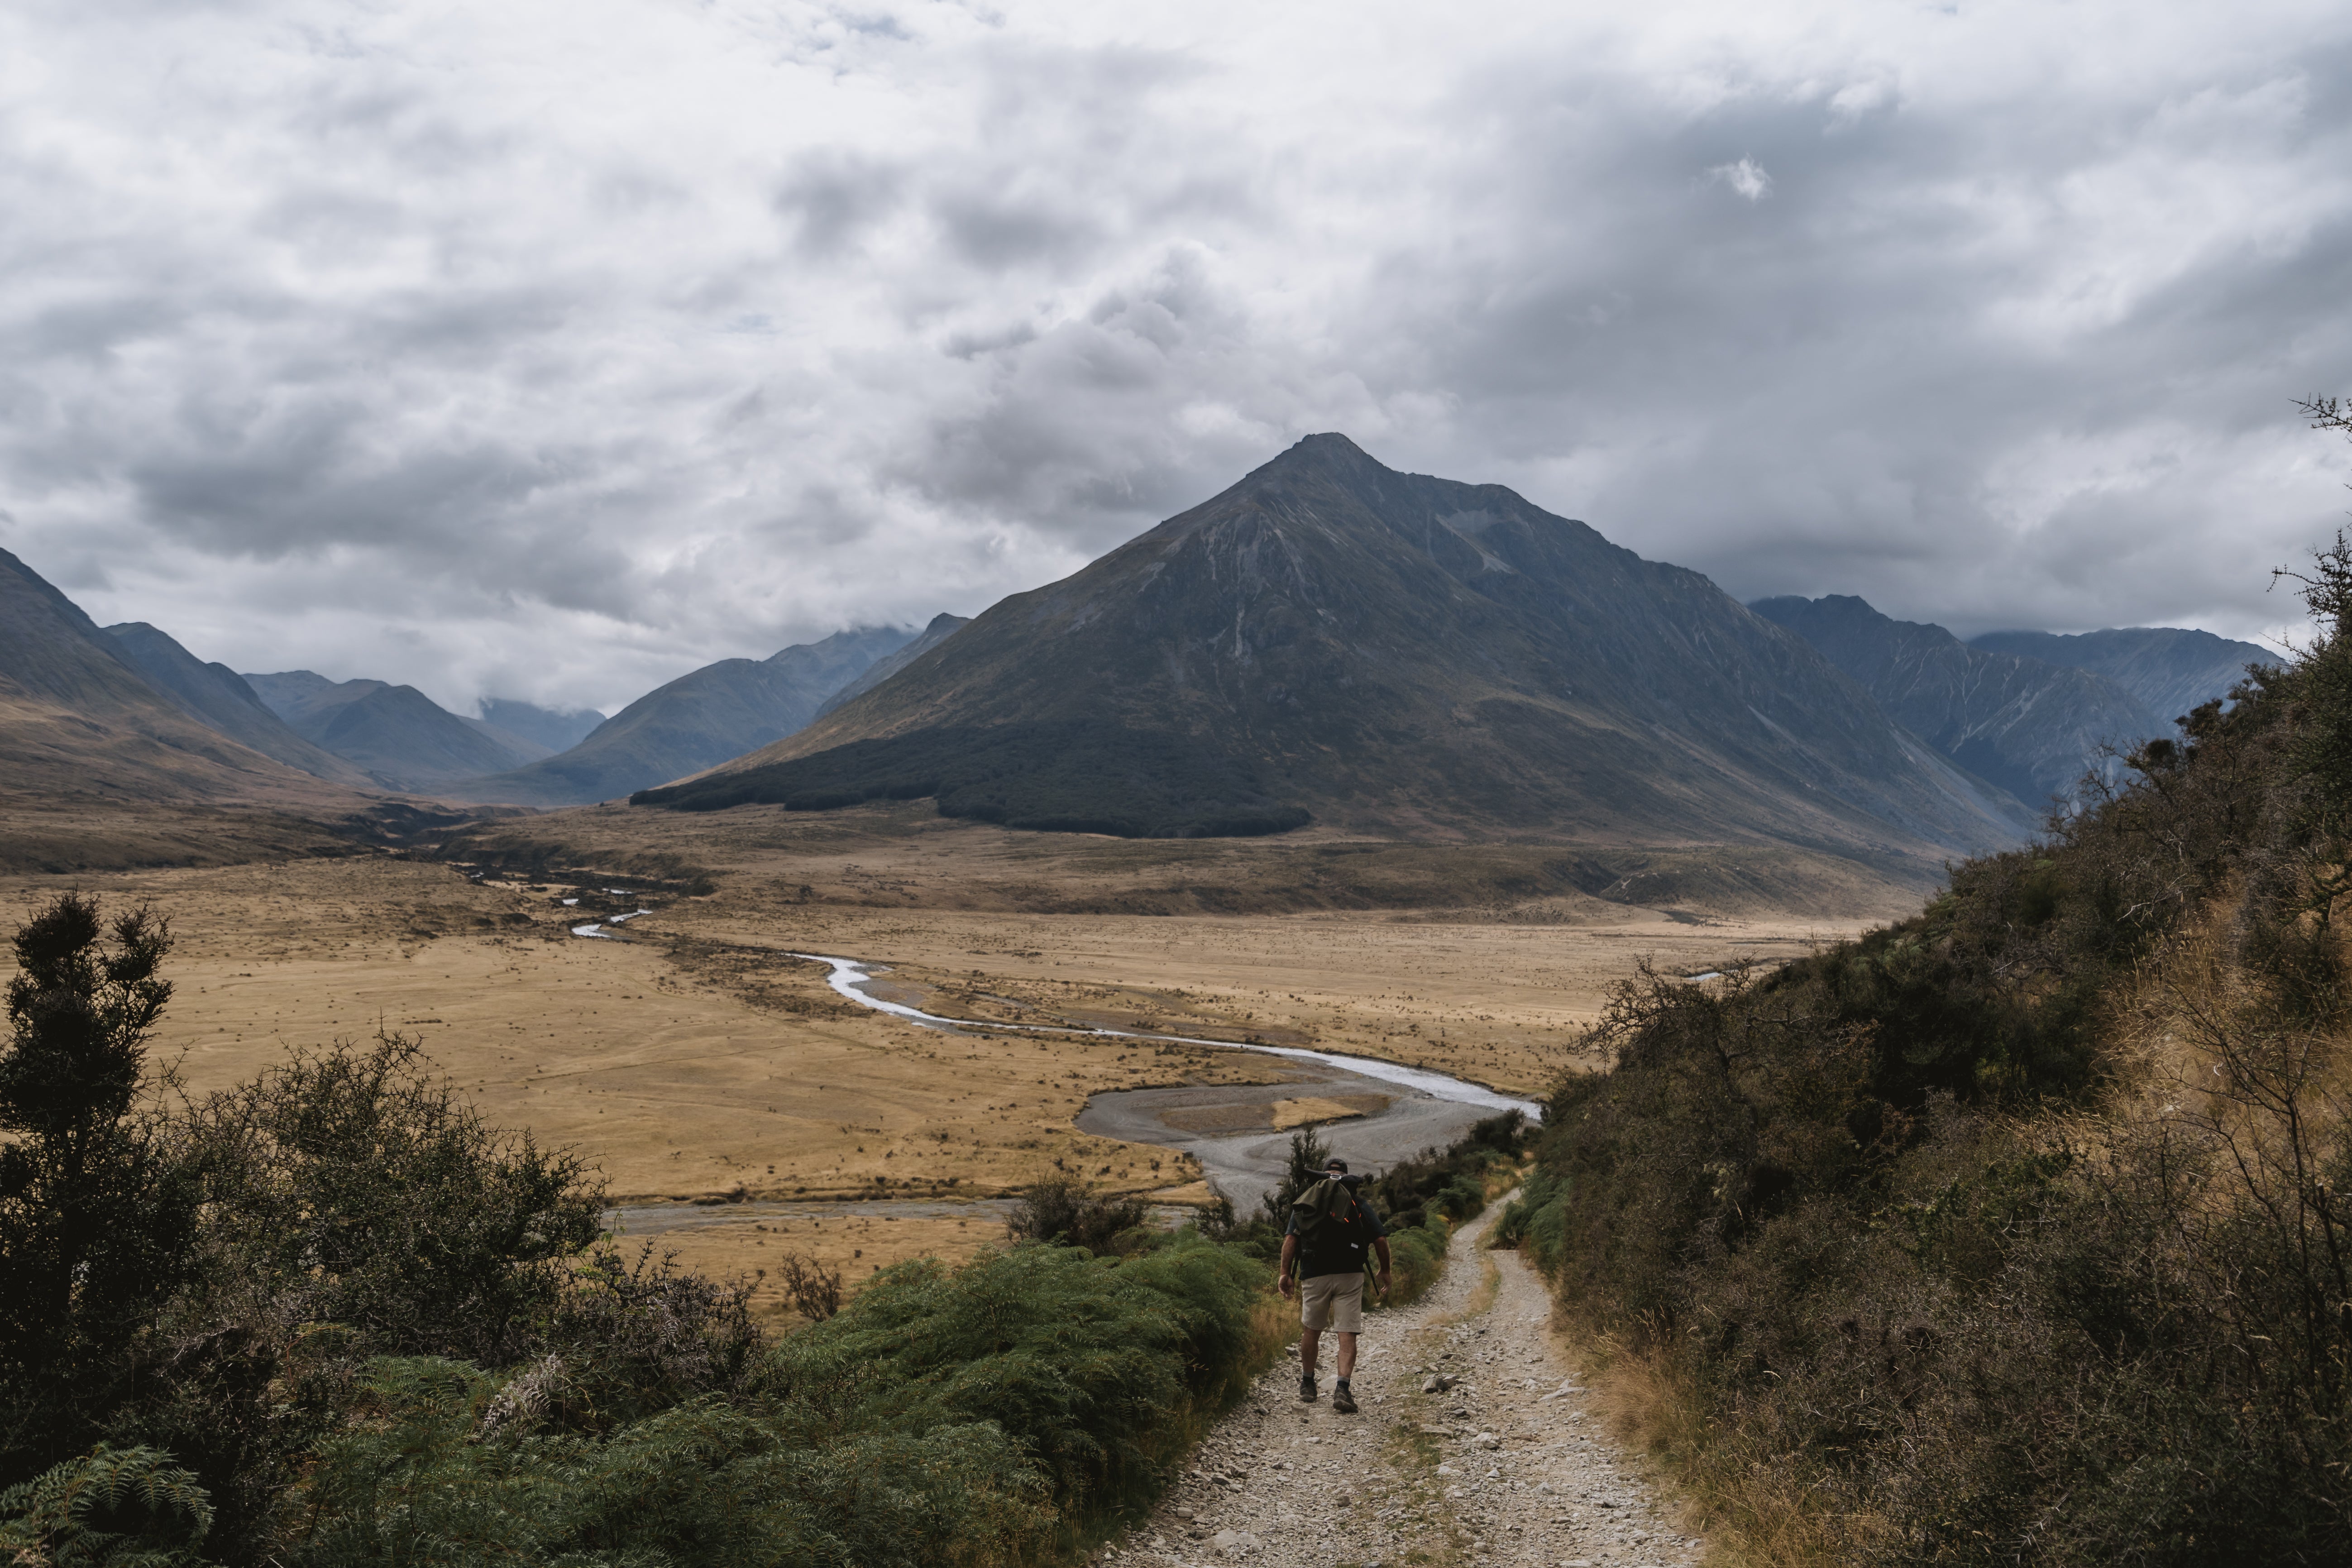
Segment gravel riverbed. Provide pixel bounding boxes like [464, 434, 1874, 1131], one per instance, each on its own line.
[1097, 1196, 1706, 1568]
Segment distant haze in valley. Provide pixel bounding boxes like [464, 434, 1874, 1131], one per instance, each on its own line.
[0, 1, 2342, 717]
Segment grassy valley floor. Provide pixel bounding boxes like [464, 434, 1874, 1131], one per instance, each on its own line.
[1, 837, 1875, 1320]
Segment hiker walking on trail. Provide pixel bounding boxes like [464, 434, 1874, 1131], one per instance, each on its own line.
[1279, 1156, 1392, 1414]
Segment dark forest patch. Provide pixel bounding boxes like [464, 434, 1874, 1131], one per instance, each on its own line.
[633, 722, 1313, 840]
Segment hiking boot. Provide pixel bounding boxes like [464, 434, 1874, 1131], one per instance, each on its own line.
[1332, 1383, 1358, 1414]
[1297, 1373, 1317, 1402]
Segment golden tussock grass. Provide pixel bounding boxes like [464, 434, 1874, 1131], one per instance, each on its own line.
[1549, 1324, 1858, 1568]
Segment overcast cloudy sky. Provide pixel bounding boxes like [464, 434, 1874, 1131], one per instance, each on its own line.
[3, 0, 2347, 715]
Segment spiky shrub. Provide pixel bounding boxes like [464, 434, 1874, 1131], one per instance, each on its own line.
[1004, 1176, 1152, 1254]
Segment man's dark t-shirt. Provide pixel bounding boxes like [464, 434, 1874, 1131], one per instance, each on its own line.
[1286, 1185, 1386, 1279]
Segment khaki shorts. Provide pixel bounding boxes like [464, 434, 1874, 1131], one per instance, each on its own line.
[1299, 1271, 1365, 1333]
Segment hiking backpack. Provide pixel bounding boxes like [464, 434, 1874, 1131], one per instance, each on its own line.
[1291, 1176, 1369, 1276]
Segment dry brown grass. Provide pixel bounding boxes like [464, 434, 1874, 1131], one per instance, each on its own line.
[0, 852, 1861, 1211]
[1545, 1324, 1853, 1568]
[1267, 1095, 1376, 1130]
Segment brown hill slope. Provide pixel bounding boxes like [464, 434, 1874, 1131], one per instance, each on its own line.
[241, 670, 553, 791]
[642, 435, 2034, 861]
[0, 547, 361, 810]
[102, 622, 375, 786]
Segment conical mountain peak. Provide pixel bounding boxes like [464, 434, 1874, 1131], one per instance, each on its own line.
[641, 440, 2036, 862]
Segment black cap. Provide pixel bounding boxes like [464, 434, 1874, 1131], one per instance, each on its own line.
[1324, 1157, 1348, 1173]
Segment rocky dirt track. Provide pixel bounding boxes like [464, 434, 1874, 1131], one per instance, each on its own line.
[1095, 1198, 1707, 1568]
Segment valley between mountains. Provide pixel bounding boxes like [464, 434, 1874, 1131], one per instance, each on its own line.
[0, 431, 2297, 1568]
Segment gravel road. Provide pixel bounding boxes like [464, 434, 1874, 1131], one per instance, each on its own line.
[1097, 1196, 1705, 1568]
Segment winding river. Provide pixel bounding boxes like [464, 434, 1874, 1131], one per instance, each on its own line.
[794, 953, 1540, 1117]
[795, 952, 1542, 1208]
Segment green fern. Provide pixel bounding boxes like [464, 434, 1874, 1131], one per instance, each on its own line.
[0, 1443, 214, 1566]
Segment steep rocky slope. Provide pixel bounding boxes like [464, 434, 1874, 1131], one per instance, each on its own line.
[1753, 595, 2164, 807]
[1968, 625, 2278, 724]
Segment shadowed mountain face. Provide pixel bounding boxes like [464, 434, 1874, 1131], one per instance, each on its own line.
[244, 671, 548, 793]
[1752, 596, 2165, 808]
[103, 623, 372, 785]
[0, 549, 350, 804]
[479, 698, 607, 754]
[452, 626, 920, 806]
[643, 435, 2036, 858]
[1967, 627, 2280, 725]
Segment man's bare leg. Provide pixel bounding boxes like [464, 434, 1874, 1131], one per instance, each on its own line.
[1300, 1326, 1322, 1381]
[1334, 1331, 1357, 1380]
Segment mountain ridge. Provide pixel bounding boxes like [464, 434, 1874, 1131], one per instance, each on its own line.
[643, 434, 2036, 861]
[102, 623, 374, 786]
[244, 671, 548, 792]
[813, 613, 971, 722]
[1751, 595, 2164, 808]
[0, 547, 362, 809]
[450, 625, 921, 806]
[1967, 626, 2279, 723]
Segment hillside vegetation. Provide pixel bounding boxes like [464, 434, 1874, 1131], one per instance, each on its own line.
[1501, 542, 2344, 1562]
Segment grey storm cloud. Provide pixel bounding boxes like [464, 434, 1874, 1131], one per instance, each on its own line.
[1, 0, 2347, 714]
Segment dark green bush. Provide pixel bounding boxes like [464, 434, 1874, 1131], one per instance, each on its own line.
[0, 898, 199, 1482]
[283, 1357, 1052, 1568]
[764, 1239, 1263, 1514]
[0, 1443, 215, 1567]
[178, 1033, 604, 1366]
[1004, 1176, 1152, 1255]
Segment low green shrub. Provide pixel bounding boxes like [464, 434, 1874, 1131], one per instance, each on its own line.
[1489, 1165, 1570, 1274]
[283, 1357, 1050, 1568]
[1381, 1215, 1450, 1304]
[277, 1238, 1271, 1566]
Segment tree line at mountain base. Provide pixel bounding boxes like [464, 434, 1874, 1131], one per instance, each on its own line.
[0, 896, 1523, 1566]
[1496, 536, 2352, 1565]
[631, 721, 1312, 839]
